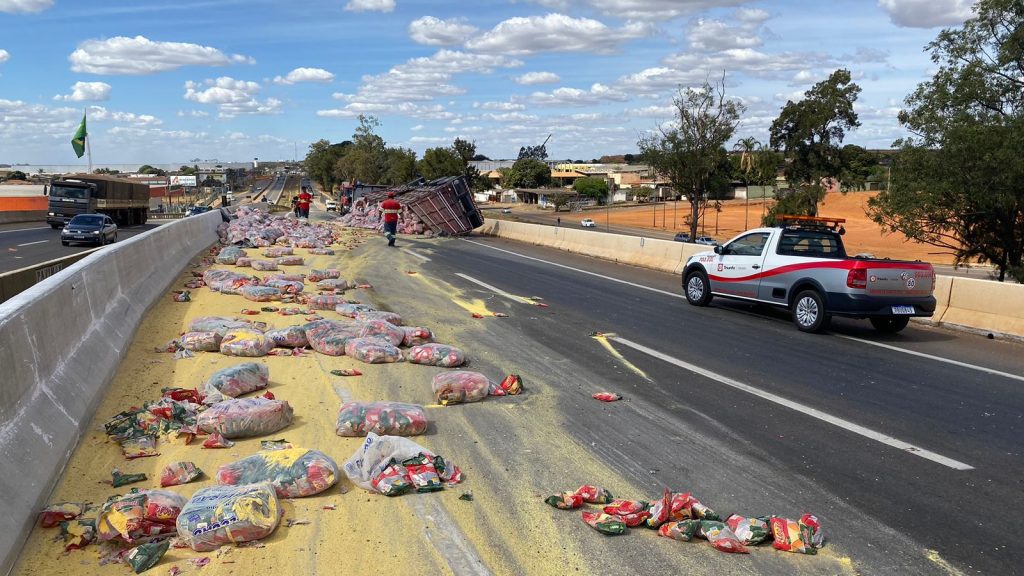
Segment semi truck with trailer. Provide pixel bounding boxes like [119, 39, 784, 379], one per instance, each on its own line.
[46, 174, 150, 229]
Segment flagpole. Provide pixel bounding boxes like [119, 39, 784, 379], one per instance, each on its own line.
[85, 109, 92, 173]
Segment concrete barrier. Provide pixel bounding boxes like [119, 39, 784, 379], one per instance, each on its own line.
[0, 209, 223, 575]
[0, 249, 101, 304]
[478, 219, 1024, 339]
[0, 211, 46, 225]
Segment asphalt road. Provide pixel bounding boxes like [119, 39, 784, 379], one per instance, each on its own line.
[0, 221, 164, 274]
[396, 233, 1022, 575]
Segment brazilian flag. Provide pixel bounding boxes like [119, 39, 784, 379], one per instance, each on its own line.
[71, 114, 87, 158]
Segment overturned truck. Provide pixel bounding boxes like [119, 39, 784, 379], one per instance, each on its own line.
[345, 176, 484, 236]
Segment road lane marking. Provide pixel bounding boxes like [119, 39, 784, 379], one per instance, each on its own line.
[837, 335, 1024, 383]
[606, 334, 975, 471]
[462, 238, 684, 299]
[16, 240, 48, 247]
[402, 248, 431, 262]
[454, 273, 531, 304]
[464, 238, 1020, 383]
[0, 226, 48, 234]
[592, 333, 650, 381]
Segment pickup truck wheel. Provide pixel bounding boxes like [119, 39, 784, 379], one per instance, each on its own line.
[870, 316, 910, 333]
[684, 270, 713, 306]
[792, 289, 830, 333]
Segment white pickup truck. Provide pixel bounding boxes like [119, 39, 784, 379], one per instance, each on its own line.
[681, 216, 937, 333]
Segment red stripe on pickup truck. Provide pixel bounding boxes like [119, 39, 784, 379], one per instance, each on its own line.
[708, 259, 932, 283]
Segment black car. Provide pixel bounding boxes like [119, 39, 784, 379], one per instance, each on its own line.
[61, 214, 117, 246]
[186, 205, 212, 217]
[673, 232, 690, 242]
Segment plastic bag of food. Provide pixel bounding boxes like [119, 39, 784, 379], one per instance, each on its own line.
[699, 521, 749, 553]
[308, 269, 341, 282]
[188, 316, 256, 336]
[202, 362, 270, 404]
[251, 259, 279, 272]
[276, 256, 304, 266]
[203, 270, 257, 293]
[215, 246, 246, 265]
[303, 319, 361, 356]
[220, 328, 275, 357]
[432, 371, 491, 405]
[342, 432, 461, 493]
[202, 433, 233, 448]
[216, 448, 338, 498]
[126, 539, 170, 574]
[266, 326, 308, 348]
[402, 454, 442, 492]
[309, 248, 335, 256]
[263, 278, 304, 294]
[545, 491, 583, 509]
[335, 401, 428, 437]
[308, 294, 345, 310]
[336, 303, 374, 318]
[316, 278, 350, 291]
[345, 337, 403, 364]
[355, 310, 402, 326]
[725, 514, 771, 546]
[39, 503, 87, 528]
[263, 247, 293, 257]
[400, 326, 434, 347]
[658, 519, 701, 542]
[60, 519, 96, 551]
[241, 285, 281, 302]
[581, 511, 626, 536]
[490, 374, 524, 396]
[160, 462, 203, 487]
[235, 257, 253, 268]
[171, 290, 190, 302]
[770, 514, 823, 554]
[266, 273, 306, 282]
[406, 343, 465, 367]
[178, 331, 223, 352]
[576, 485, 614, 505]
[197, 398, 293, 438]
[175, 483, 281, 552]
[96, 490, 187, 543]
[357, 320, 404, 347]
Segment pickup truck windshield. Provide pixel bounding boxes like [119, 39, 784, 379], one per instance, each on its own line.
[777, 230, 846, 258]
[50, 185, 90, 200]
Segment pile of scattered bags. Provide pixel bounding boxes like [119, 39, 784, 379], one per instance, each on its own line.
[545, 484, 824, 555]
[339, 200, 428, 235]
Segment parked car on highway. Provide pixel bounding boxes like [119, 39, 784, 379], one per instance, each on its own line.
[681, 215, 936, 333]
[673, 232, 690, 242]
[694, 236, 718, 246]
[581, 218, 596, 228]
[61, 214, 117, 246]
[325, 200, 339, 212]
[502, 208, 511, 214]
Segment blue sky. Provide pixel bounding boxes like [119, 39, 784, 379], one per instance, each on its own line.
[0, 0, 978, 166]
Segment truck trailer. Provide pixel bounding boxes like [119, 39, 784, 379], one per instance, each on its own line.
[46, 174, 150, 228]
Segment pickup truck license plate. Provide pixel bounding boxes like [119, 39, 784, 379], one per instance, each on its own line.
[891, 305, 915, 315]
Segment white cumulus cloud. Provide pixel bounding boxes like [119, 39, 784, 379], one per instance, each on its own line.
[69, 36, 254, 75]
[344, 0, 394, 12]
[0, 0, 52, 13]
[465, 13, 648, 56]
[582, 0, 748, 20]
[877, 0, 977, 27]
[184, 77, 281, 118]
[529, 83, 629, 106]
[686, 9, 769, 52]
[54, 81, 112, 102]
[515, 71, 560, 85]
[0, 49, 9, 63]
[409, 16, 479, 46]
[475, 101, 526, 111]
[273, 67, 335, 85]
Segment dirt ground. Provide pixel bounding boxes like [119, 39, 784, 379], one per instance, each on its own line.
[601, 191, 958, 265]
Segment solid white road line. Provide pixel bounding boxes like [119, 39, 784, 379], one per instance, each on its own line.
[462, 238, 684, 299]
[454, 273, 531, 304]
[402, 248, 431, 262]
[0, 226, 48, 234]
[16, 240, 48, 247]
[607, 335, 974, 470]
[837, 335, 1024, 383]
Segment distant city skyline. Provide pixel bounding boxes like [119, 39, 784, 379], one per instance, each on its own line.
[0, 0, 980, 164]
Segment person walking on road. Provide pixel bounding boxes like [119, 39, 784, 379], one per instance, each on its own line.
[298, 187, 312, 219]
[380, 191, 401, 247]
[291, 196, 300, 217]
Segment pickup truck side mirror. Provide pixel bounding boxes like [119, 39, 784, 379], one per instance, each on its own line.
[713, 245, 723, 255]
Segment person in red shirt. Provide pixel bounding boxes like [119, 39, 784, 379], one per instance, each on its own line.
[298, 187, 312, 218]
[380, 191, 401, 247]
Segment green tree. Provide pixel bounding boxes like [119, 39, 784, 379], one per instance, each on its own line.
[418, 146, 464, 180]
[838, 144, 878, 192]
[638, 75, 745, 242]
[305, 139, 349, 192]
[137, 165, 167, 176]
[573, 176, 609, 202]
[867, 0, 1024, 281]
[768, 69, 861, 220]
[178, 165, 198, 176]
[504, 158, 551, 189]
[335, 115, 388, 184]
[453, 138, 485, 190]
[383, 147, 418, 185]
[547, 190, 573, 212]
[6, 170, 28, 181]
